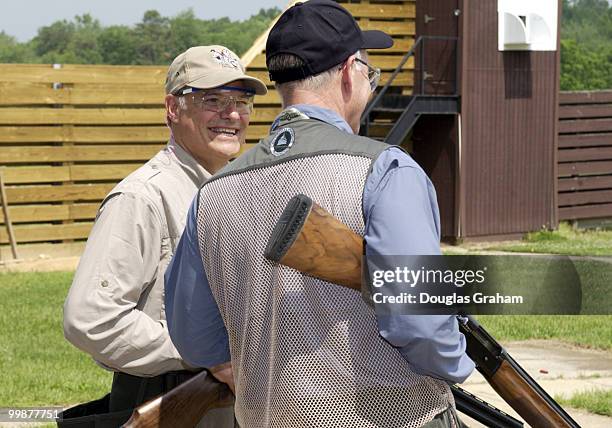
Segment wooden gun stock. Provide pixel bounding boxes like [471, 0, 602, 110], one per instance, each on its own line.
[265, 194, 580, 428]
[264, 193, 362, 290]
[123, 371, 233, 428]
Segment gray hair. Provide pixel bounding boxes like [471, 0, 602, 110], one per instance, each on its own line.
[269, 50, 366, 96]
[268, 54, 338, 93]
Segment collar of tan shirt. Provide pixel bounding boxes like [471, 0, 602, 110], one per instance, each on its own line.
[166, 138, 212, 185]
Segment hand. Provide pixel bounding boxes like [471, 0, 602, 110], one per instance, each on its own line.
[209, 361, 235, 394]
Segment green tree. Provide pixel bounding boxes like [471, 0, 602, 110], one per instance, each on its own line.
[31, 14, 103, 64]
[98, 26, 138, 65]
[0, 32, 34, 62]
[133, 10, 172, 65]
[33, 20, 75, 58]
[0, 7, 281, 65]
[560, 0, 612, 89]
[560, 39, 612, 90]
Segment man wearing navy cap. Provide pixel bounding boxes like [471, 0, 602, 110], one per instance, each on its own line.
[165, 2, 474, 427]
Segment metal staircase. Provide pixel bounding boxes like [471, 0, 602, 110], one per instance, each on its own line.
[360, 36, 459, 146]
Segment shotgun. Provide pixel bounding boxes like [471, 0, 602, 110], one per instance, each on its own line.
[264, 194, 581, 428]
[122, 371, 233, 428]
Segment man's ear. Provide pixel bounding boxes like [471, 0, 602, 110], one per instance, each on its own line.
[165, 94, 181, 123]
[340, 55, 356, 100]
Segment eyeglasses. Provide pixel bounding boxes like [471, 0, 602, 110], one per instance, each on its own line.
[180, 86, 254, 115]
[354, 58, 381, 92]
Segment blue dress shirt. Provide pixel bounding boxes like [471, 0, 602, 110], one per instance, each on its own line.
[165, 105, 474, 383]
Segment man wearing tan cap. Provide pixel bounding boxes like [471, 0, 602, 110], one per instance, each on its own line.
[61, 45, 266, 427]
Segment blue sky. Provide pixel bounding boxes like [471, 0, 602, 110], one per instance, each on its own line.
[1, 0, 289, 42]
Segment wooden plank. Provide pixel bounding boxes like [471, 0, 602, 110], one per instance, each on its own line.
[246, 125, 274, 140]
[1, 82, 286, 106]
[71, 126, 167, 144]
[559, 118, 612, 134]
[254, 90, 281, 105]
[559, 104, 612, 119]
[0, 145, 162, 164]
[0, 64, 166, 85]
[0, 126, 64, 143]
[0, 222, 93, 244]
[559, 203, 612, 221]
[344, 3, 415, 18]
[0, 126, 169, 144]
[70, 164, 141, 181]
[249, 54, 415, 71]
[67, 85, 163, 105]
[3, 163, 145, 184]
[0, 107, 281, 125]
[558, 147, 612, 162]
[559, 90, 612, 105]
[0, 82, 69, 105]
[251, 107, 284, 123]
[2, 166, 70, 184]
[4, 183, 113, 204]
[558, 189, 612, 206]
[0, 108, 166, 125]
[0, 126, 267, 150]
[359, 19, 415, 36]
[0, 82, 161, 106]
[0, 241, 84, 260]
[558, 133, 612, 149]
[558, 161, 612, 177]
[0, 203, 98, 224]
[246, 69, 414, 88]
[369, 38, 416, 54]
[558, 175, 612, 192]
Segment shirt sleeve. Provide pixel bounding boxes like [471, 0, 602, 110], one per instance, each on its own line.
[363, 147, 475, 384]
[63, 192, 185, 377]
[165, 195, 231, 368]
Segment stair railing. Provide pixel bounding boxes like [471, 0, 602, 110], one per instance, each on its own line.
[361, 36, 423, 134]
[360, 35, 459, 135]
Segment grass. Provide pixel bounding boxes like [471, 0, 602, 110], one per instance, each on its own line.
[477, 315, 612, 350]
[0, 270, 610, 412]
[0, 271, 111, 407]
[486, 222, 612, 256]
[555, 389, 612, 417]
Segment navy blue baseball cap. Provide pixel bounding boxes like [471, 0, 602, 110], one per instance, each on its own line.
[266, 0, 393, 83]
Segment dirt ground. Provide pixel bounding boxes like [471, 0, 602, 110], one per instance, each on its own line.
[0, 256, 80, 273]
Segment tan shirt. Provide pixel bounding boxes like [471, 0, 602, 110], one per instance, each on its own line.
[63, 140, 211, 377]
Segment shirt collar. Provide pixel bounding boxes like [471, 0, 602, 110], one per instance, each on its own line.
[166, 138, 212, 184]
[271, 104, 353, 134]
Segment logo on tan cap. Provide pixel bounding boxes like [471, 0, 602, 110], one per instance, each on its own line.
[209, 48, 240, 70]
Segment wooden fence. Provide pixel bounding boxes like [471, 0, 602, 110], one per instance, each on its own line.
[0, 0, 416, 258]
[558, 90, 612, 221]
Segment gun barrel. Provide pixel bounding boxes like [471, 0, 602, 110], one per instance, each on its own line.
[460, 316, 580, 428]
[452, 385, 523, 428]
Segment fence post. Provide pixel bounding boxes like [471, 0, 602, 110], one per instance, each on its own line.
[0, 168, 19, 260]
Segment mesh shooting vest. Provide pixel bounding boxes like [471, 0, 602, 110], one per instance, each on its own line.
[197, 116, 453, 428]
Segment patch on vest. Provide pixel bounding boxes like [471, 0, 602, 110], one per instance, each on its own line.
[276, 108, 309, 127]
[270, 128, 295, 156]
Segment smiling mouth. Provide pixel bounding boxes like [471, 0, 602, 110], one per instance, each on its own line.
[209, 127, 239, 136]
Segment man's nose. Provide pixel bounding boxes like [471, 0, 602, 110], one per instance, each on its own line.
[219, 101, 241, 120]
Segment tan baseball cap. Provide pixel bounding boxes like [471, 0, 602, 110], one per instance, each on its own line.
[165, 45, 267, 95]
